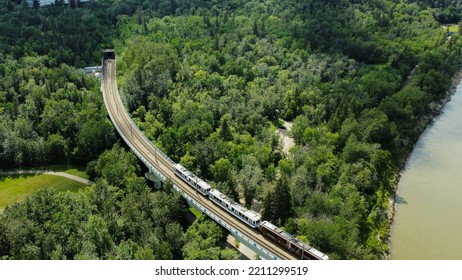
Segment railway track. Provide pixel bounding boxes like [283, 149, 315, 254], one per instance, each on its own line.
[102, 58, 298, 260]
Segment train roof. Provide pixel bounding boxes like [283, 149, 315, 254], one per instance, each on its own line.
[307, 247, 329, 260]
[197, 180, 211, 190]
[260, 221, 297, 241]
[174, 164, 211, 190]
[260, 221, 329, 260]
[209, 189, 261, 221]
[174, 163, 187, 170]
[291, 238, 329, 260]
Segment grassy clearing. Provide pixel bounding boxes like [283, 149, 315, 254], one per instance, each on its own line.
[0, 174, 87, 210]
[448, 24, 459, 34]
[60, 167, 88, 179]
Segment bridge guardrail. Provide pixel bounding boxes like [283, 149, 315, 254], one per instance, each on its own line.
[172, 184, 278, 260]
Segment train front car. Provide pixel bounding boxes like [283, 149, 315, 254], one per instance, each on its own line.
[259, 221, 328, 260]
[208, 189, 261, 228]
[173, 163, 211, 195]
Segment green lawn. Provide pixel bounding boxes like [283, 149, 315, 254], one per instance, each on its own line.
[448, 24, 459, 34]
[0, 174, 87, 210]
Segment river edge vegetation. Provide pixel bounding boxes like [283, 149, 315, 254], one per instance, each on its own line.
[1, 0, 462, 259]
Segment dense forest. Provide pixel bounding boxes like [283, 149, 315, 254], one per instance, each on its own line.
[1, 0, 462, 259]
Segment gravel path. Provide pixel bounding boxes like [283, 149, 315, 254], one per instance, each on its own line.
[0, 170, 93, 185]
[277, 121, 295, 154]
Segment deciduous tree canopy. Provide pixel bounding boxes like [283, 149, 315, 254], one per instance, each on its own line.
[0, 0, 461, 259]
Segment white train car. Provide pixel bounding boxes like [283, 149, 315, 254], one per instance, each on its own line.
[173, 163, 329, 259]
[173, 163, 211, 195]
[208, 189, 261, 228]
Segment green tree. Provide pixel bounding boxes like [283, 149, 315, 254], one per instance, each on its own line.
[237, 155, 265, 208]
[45, 133, 68, 163]
[82, 215, 114, 258]
[290, 115, 310, 145]
[218, 115, 233, 141]
[91, 144, 139, 187]
[220, 247, 239, 260]
[182, 216, 225, 260]
[74, 118, 116, 163]
[262, 175, 294, 226]
[0, 218, 9, 257]
[210, 158, 232, 183]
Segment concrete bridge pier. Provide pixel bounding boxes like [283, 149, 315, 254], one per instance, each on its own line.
[145, 172, 162, 189]
[130, 146, 166, 190]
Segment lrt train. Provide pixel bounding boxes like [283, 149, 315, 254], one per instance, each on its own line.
[173, 163, 329, 260]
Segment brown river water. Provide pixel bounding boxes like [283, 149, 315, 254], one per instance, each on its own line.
[391, 80, 462, 259]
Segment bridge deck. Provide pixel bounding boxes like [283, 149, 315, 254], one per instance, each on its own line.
[101, 58, 297, 260]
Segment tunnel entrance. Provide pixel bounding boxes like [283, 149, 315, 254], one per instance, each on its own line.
[103, 49, 115, 60]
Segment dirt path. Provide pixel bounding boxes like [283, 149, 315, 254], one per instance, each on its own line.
[277, 120, 295, 154]
[0, 170, 93, 185]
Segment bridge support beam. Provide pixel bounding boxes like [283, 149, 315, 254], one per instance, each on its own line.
[145, 172, 162, 189]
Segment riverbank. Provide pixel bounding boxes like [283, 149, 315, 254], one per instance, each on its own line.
[386, 69, 462, 259]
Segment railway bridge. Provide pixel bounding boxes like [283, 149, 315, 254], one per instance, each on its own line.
[101, 50, 307, 260]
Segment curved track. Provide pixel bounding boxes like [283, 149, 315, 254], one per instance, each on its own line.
[102, 59, 298, 260]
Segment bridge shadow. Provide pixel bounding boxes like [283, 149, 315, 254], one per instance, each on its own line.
[395, 194, 408, 205]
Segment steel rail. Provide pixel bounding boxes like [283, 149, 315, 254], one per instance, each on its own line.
[102, 59, 297, 260]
